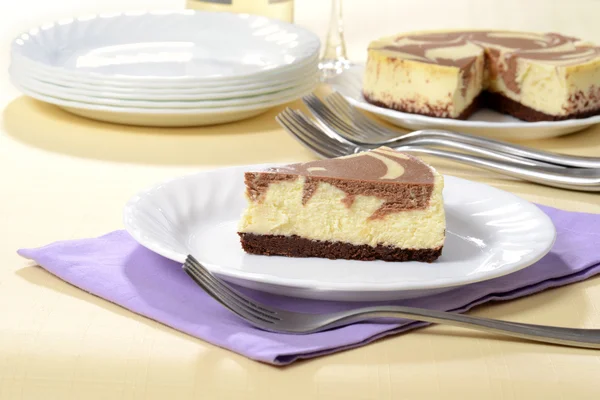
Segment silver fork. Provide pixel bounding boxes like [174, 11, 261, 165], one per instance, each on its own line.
[275, 108, 600, 191]
[324, 91, 600, 169]
[303, 93, 561, 169]
[183, 255, 600, 349]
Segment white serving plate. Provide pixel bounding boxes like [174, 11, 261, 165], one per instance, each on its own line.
[122, 164, 556, 302]
[10, 65, 319, 100]
[13, 80, 315, 126]
[327, 64, 600, 140]
[13, 72, 318, 109]
[11, 10, 320, 84]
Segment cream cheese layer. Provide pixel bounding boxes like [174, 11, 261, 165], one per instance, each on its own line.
[238, 173, 445, 249]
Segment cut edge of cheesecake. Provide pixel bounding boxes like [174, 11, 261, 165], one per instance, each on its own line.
[237, 147, 446, 263]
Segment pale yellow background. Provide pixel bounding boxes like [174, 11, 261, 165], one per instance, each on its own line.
[1, 0, 600, 399]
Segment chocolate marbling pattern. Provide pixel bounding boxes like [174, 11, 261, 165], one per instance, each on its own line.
[380, 31, 600, 67]
[377, 30, 600, 95]
[268, 147, 432, 183]
[244, 147, 436, 220]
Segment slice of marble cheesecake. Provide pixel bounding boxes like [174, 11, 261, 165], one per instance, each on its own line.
[237, 147, 445, 262]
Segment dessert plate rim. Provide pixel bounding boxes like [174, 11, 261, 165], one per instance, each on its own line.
[12, 71, 319, 108]
[9, 66, 320, 100]
[11, 52, 320, 89]
[11, 79, 316, 114]
[122, 163, 557, 300]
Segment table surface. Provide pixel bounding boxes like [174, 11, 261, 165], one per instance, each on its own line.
[2, 0, 600, 398]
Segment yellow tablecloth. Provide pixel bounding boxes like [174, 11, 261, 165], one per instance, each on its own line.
[1, 1, 600, 398]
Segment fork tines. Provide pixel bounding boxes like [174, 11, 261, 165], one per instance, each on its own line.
[183, 255, 279, 324]
[276, 108, 356, 158]
[325, 92, 393, 138]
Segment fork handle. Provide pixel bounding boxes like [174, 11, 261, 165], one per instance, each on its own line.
[415, 129, 600, 169]
[393, 146, 600, 191]
[325, 306, 600, 349]
[397, 137, 564, 169]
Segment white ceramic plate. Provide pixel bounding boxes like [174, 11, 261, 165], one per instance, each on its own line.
[13, 72, 318, 108]
[122, 164, 556, 301]
[11, 51, 320, 89]
[11, 65, 319, 100]
[327, 64, 600, 140]
[11, 10, 320, 84]
[13, 80, 315, 126]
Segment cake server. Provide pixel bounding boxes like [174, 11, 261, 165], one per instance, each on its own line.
[276, 107, 600, 191]
[319, 92, 600, 169]
[183, 254, 600, 349]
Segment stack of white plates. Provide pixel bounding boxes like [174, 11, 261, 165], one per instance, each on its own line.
[9, 10, 321, 127]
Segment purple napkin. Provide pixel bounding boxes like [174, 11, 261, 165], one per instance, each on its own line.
[17, 204, 600, 365]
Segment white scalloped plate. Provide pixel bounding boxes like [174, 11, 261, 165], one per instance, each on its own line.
[11, 10, 321, 84]
[12, 71, 318, 108]
[11, 79, 316, 126]
[10, 64, 319, 100]
[327, 64, 600, 141]
[11, 51, 320, 89]
[122, 164, 556, 301]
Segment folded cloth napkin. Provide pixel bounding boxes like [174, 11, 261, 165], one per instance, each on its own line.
[17, 204, 600, 365]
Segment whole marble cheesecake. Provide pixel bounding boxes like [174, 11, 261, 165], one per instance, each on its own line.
[237, 147, 445, 263]
[363, 29, 600, 121]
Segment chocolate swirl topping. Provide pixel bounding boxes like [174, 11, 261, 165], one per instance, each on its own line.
[245, 147, 436, 220]
[372, 30, 600, 94]
[376, 30, 600, 67]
